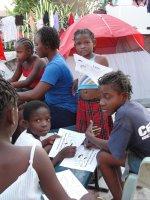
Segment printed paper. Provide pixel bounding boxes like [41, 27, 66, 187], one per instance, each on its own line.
[49, 128, 85, 158]
[56, 170, 88, 200]
[60, 145, 99, 172]
[74, 54, 113, 84]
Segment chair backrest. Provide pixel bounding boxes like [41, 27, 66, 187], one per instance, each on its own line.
[122, 156, 150, 200]
[137, 157, 150, 188]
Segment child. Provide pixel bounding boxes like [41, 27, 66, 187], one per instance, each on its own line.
[15, 100, 76, 167]
[73, 28, 112, 139]
[85, 70, 150, 200]
[0, 78, 95, 200]
[8, 38, 46, 90]
[18, 27, 77, 129]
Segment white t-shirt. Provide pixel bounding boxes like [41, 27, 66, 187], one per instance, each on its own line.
[15, 130, 42, 147]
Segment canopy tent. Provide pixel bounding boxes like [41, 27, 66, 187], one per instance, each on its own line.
[59, 14, 144, 58]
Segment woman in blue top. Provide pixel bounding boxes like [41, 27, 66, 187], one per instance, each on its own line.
[18, 27, 77, 129]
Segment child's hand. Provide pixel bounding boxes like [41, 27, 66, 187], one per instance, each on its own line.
[59, 146, 76, 159]
[84, 139, 95, 149]
[47, 134, 60, 145]
[85, 120, 94, 136]
[92, 126, 101, 137]
[86, 120, 101, 137]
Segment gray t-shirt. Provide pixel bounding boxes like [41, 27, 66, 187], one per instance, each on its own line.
[108, 101, 150, 160]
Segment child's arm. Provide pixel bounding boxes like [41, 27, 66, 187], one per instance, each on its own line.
[51, 146, 76, 167]
[42, 134, 60, 153]
[96, 55, 109, 67]
[11, 58, 45, 89]
[43, 144, 53, 154]
[85, 120, 109, 151]
[7, 63, 22, 83]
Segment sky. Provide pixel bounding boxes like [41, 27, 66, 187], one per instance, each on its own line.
[0, 0, 14, 10]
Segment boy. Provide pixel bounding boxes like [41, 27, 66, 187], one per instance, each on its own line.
[85, 71, 150, 200]
[15, 100, 76, 166]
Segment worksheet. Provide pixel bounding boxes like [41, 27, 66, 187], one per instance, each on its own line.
[49, 128, 85, 158]
[56, 170, 88, 200]
[60, 145, 100, 172]
[74, 53, 113, 84]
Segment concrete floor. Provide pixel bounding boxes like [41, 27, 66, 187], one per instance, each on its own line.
[88, 176, 150, 200]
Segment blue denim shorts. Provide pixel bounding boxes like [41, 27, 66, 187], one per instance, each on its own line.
[122, 151, 143, 181]
[128, 151, 143, 174]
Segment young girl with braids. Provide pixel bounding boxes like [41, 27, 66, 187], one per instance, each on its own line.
[18, 27, 77, 129]
[8, 38, 46, 91]
[0, 78, 95, 200]
[73, 29, 113, 140]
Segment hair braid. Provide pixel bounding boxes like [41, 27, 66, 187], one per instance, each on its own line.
[98, 70, 133, 99]
[16, 38, 34, 53]
[74, 29, 95, 42]
[0, 78, 18, 117]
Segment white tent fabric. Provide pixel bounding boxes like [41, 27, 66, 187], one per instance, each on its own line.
[105, 51, 150, 101]
[1, 50, 150, 105]
[66, 50, 150, 103]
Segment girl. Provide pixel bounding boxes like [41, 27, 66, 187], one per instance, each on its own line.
[18, 27, 77, 129]
[73, 29, 113, 140]
[0, 78, 95, 200]
[8, 38, 46, 91]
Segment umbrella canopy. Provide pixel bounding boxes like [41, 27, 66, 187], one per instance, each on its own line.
[59, 14, 144, 57]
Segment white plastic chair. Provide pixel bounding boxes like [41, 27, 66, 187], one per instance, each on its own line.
[122, 157, 150, 200]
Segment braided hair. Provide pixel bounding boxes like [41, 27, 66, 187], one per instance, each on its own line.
[15, 38, 34, 53]
[0, 78, 18, 117]
[36, 27, 60, 50]
[74, 29, 95, 43]
[98, 70, 133, 99]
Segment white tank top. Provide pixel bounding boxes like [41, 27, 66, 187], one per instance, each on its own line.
[0, 145, 43, 200]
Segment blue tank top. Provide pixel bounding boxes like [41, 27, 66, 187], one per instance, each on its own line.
[78, 55, 98, 90]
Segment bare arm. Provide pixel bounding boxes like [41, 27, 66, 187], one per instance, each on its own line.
[7, 63, 22, 82]
[18, 81, 52, 101]
[51, 146, 76, 167]
[34, 147, 71, 200]
[42, 135, 60, 154]
[95, 55, 109, 67]
[11, 59, 45, 89]
[85, 120, 109, 151]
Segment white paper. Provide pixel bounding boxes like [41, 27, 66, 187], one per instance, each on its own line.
[74, 54, 113, 84]
[60, 145, 99, 172]
[49, 128, 85, 158]
[56, 170, 88, 200]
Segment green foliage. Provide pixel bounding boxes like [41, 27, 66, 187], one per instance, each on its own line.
[7, 0, 109, 38]
[12, 0, 38, 15]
